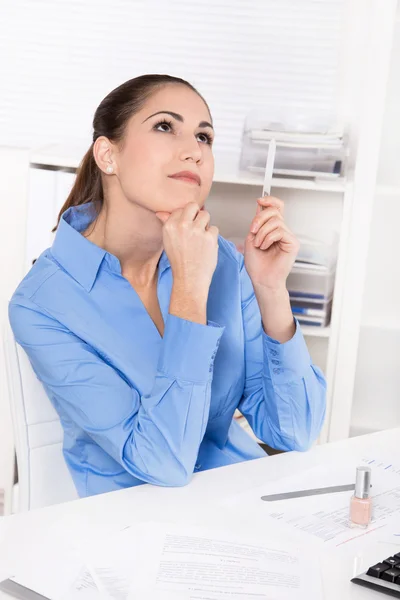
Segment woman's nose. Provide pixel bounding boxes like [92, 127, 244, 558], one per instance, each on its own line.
[178, 136, 203, 163]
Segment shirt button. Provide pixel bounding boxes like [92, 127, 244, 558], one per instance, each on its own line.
[271, 359, 280, 365]
[273, 367, 284, 375]
[270, 349, 278, 357]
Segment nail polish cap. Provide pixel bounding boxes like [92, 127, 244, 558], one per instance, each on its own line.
[355, 466, 371, 499]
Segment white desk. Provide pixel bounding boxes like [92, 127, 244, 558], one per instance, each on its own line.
[1, 428, 400, 599]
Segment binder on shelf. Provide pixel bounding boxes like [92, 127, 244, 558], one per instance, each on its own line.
[227, 234, 337, 328]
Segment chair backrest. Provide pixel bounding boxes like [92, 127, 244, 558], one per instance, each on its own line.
[3, 321, 78, 511]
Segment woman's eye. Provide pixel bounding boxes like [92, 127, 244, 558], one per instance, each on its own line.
[197, 133, 212, 145]
[154, 121, 212, 145]
[156, 122, 172, 132]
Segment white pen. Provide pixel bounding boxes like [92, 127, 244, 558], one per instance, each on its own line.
[262, 137, 276, 198]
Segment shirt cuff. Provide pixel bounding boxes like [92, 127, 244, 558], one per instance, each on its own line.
[158, 314, 225, 383]
[263, 319, 311, 383]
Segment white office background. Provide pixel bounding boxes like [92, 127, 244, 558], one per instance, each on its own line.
[0, 0, 399, 505]
[351, 6, 400, 436]
[0, 0, 344, 157]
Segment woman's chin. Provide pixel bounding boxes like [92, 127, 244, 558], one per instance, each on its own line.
[165, 198, 204, 212]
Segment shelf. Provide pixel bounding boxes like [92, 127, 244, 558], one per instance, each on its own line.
[213, 169, 347, 192]
[30, 144, 86, 170]
[213, 152, 347, 191]
[30, 144, 347, 193]
[301, 325, 330, 338]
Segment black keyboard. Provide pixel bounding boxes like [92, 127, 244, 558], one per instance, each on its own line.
[352, 553, 400, 597]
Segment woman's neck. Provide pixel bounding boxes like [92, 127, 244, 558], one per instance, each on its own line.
[84, 198, 164, 287]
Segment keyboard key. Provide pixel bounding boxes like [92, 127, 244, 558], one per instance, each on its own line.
[384, 557, 400, 567]
[381, 567, 400, 583]
[367, 563, 391, 578]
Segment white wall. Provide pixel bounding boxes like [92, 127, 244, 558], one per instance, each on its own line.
[360, 13, 400, 325]
[351, 13, 400, 436]
[0, 0, 344, 161]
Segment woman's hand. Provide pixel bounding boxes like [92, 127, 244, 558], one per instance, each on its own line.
[156, 202, 219, 293]
[244, 196, 299, 292]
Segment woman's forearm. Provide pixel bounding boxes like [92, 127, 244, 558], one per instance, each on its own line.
[253, 284, 296, 343]
[169, 280, 209, 325]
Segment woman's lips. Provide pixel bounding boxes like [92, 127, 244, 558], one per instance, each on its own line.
[168, 171, 201, 186]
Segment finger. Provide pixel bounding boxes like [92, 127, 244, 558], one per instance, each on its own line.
[155, 211, 172, 224]
[260, 228, 296, 252]
[259, 227, 285, 251]
[180, 202, 201, 224]
[208, 225, 220, 242]
[250, 207, 283, 235]
[254, 218, 285, 247]
[257, 196, 285, 215]
[194, 209, 211, 230]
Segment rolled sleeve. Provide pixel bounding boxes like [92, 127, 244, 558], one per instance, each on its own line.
[158, 314, 225, 383]
[263, 319, 312, 383]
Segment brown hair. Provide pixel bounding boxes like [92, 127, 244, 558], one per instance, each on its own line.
[53, 74, 209, 230]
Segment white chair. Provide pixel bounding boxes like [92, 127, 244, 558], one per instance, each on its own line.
[3, 322, 78, 511]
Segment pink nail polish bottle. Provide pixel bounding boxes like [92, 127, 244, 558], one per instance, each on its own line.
[350, 466, 372, 528]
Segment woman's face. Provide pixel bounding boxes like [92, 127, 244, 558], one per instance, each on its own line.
[112, 84, 214, 213]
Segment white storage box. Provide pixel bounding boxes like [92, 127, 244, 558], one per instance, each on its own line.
[287, 266, 335, 300]
[239, 111, 347, 178]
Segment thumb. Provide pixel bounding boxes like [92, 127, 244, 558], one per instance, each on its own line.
[155, 211, 171, 224]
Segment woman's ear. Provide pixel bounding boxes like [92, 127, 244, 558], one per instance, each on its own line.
[93, 137, 116, 175]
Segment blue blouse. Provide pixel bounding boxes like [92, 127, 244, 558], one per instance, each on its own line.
[9, 202, 326, 497]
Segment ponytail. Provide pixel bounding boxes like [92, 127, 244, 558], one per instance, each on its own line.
[53, 144, 103, 231]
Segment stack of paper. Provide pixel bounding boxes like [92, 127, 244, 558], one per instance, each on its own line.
[85, 522, 323, 600]
[2, 521, 323, 600]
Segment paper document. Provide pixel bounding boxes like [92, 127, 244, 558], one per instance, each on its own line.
[224, 456, 400, 547]
[85, 522, 322, 599]
[1, 522, 103, 600]
[67, 567, 101, 599]
[9, 563, 102, 600]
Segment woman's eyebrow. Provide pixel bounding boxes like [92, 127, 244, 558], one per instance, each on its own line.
[142, 110, 213, 130]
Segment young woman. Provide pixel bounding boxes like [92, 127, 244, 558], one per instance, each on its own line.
[9, 74, 326, 497]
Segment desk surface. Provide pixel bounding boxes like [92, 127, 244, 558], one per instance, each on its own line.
[2, 428, 400, 599]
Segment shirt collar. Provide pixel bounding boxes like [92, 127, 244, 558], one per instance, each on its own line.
[51, 202, 171, 291]
[51, 203, 108, 292]
[158, 248, 170, 276]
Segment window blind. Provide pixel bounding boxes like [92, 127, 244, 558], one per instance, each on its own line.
[0, 0, 345, 159]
